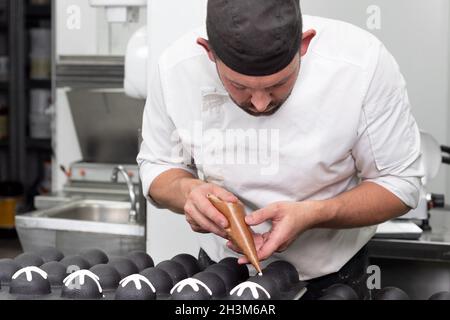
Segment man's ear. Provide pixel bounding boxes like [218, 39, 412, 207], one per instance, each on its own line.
[197, 37, 216, 62]
[300, 29, 317, 57]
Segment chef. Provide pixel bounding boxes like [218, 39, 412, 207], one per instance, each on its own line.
[137, 0, 424, 299]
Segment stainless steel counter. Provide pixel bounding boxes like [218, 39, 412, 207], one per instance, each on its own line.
[368, 208, 450, 262]
[367, 209, 450, 299]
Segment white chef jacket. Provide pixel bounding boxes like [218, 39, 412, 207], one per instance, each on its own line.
[137, 15, 424, 280]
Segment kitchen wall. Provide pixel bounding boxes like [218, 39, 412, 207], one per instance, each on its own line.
[448, 1, 450, 202]
[301, 0, 450, 200]
[56, 0, 146, 56]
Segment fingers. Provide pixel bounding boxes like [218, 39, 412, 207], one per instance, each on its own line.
[183, 182, 241, 239]
[192, 193, 229, 228]
[226, 240, 242, 254]
[246, 205, 277, 226]
[184, 203, 227, 238]
[227, 233, 265, 265]
[185, 215, 207, 233]
[212, 185, 239, 203]
[238, 256, 249, 265]
[257, 231, 284, 261]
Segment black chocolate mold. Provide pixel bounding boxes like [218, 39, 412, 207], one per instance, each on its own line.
[108, 257, 139, 279]
[60, 255, 91, 270]
[322, 284, 358, 300]
[90, 264, 121, 291]
[219, 257, 249, 282]
[171, 254, 201, 277]
[171, 278, 212, 300]
[429, 291, 450, 300]
[374, 287, 410, 300]
[156, 260, 188, 285]
[40, 261, 67, 287]
[140, 267, 173, 295]
[127, 251, 154, 271]
[36, 247, 64, 263]
[14, 253, 44, 268]
[9, 267, 51, 296]
[265, 261, 299, 286]
[248, 275, 281, 299]
[205, 264, 240, 292]
[115, 274, 156, 300]
[229, 281, 271, 300]
[0, 259, 21, 285]
[61, 270, 103, 300]
[80, 248, 109, 266]
[193, 272, 227, 299]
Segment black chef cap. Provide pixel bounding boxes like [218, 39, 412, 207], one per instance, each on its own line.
[206, 0, 303, 76]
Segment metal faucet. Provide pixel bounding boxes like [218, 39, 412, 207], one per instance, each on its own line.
[111, 165, 137, 223]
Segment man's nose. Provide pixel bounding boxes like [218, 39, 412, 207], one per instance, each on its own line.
[251, 91, 272, 112]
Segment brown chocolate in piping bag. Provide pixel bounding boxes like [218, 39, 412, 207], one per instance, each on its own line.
[207, 194, 262, 275]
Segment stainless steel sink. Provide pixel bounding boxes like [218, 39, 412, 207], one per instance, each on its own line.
[50, 202, 131, 224]
[16, 200, 145, 256]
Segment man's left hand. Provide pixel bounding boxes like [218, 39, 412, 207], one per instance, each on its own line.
[226, 201, 322, 264]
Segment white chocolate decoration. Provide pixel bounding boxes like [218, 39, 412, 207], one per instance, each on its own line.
[170, 278, 213, 296]
[12, 267, 48, 282]
[63, 270, 103, 293]
[229, 281, 271, 299]
[119, 274, 156, 292]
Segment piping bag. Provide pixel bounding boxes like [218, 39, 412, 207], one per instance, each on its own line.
[207, 194, 263, 275]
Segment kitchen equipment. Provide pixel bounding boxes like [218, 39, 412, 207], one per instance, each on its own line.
[89, 0, 146, 23]
[66, 89, 144, 164]
[17, 87, 146, 255]
[29, 28, 51, 80]
[29, 113, 51, 139]
[30, 89, 51, 115]
[29, 89, 52, 139]
[0, 248, 307, 300]
[16, 164, 144, 255]
[400, 132, 449, 227]
[374, 131, 449, 239]
[124, 26, 147, 99]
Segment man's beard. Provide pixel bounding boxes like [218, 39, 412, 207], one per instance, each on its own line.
[230, 93, 292, 117]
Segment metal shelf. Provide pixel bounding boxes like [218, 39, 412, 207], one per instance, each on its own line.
[26, 138, 52, 151]
[0, 140, 9, 148]
[28, 79, 51, 89]
[26, 5, 51, 19]
[2, 0, 53, 201]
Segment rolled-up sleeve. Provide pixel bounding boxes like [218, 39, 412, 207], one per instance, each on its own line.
[137, 63, 197, 204]
[352, 44, 424, 209]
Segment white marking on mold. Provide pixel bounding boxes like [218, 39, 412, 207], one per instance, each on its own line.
[119, 274, 156, 293]
[63, 270, 103, 293]
[170, 278, 213, 296]
[12, 267, 48, 282]
[229, 281, 271, 299]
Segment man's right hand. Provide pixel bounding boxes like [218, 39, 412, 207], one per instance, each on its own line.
[181, 179, 238, 239]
